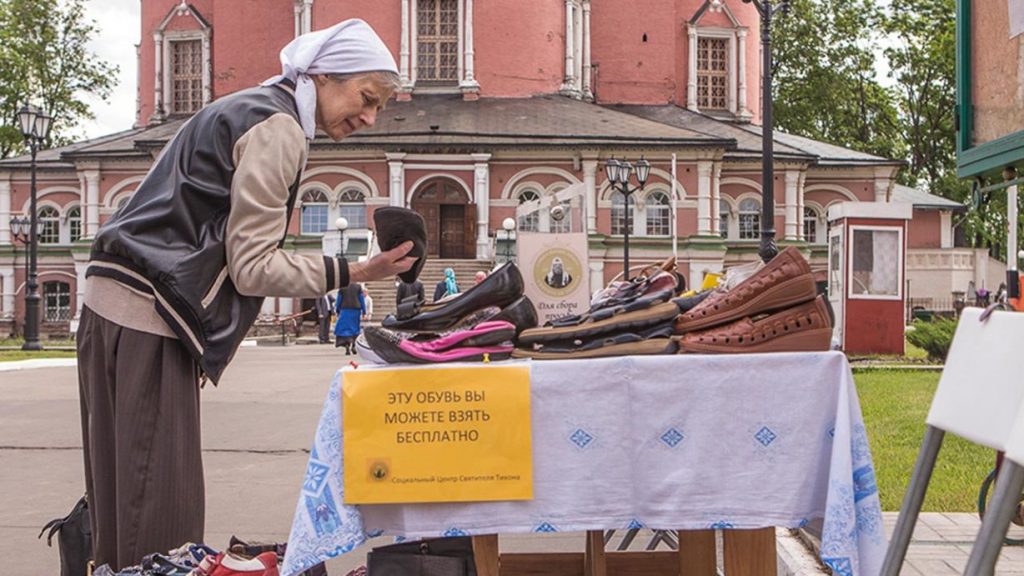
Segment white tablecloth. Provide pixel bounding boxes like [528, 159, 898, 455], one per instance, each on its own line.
[282, 352, 884, 576]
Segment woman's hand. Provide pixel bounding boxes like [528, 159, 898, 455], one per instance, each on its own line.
[348, 241, 417, 284]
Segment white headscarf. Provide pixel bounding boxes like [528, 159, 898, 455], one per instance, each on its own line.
[262, 19, 399, 140]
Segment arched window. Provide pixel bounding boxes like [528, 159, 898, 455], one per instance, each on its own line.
[67, 206, 82, 243]
[337, 188, 367, 229]
[719, 199, 731, 238]
[43, 281, 71, 322]
[516, 189, 540, 232]
[804, 207, 819, 243]
[645, 192, 671, 236]
[738, 198, 761, 240]
[300, 189, 330, 235]
[38, 206, 60, 244]
[611, 191, 635, 235]
[115, 195, 132, 212]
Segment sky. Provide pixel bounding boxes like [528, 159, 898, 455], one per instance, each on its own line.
[79, 0, 140, 140]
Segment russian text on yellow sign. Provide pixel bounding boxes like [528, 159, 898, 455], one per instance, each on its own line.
[343, 365, 532, 504]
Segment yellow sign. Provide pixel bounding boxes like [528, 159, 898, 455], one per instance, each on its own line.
[342, 365, 533, 504]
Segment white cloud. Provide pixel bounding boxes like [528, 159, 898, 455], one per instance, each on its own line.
[78, 0, 140, 140]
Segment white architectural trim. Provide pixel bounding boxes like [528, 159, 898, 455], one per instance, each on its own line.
[583, 159, 597, 233]
[804, 183, 858, 203]
[406, 174, 473, 204]
[784, 170, 800, 240]
[472, 153, 490, 258]
[102, 175, 146, 208]
[153, 4, 211, 120]
[686, 20, 748, 115]
[400, 0, 412, 88]
[940, 211, 953, 249]
[560, 0, 590, 98]
[736, 29, 751, 119]
[582, 1, 593, 100]
[697, 160, 713, 235]
[404, 0, 477, 94]
[500, 167, 581, 199]
[301, 166, 381, 198]
[388, 153, 406, 207]
[719, 176, 763, 192]
[0, 177, 11, 245]
[332, 181, 374, 207]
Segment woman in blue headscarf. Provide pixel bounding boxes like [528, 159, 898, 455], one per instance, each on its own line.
[433, 267, 460, 302]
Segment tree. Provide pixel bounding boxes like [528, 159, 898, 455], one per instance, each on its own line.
[772, 0, 906, 162]
[0, 0, 117, 158]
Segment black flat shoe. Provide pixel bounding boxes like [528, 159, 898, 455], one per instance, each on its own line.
[381, 262, 524, 333]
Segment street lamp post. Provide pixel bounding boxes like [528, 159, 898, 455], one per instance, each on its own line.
[335, 216, 349, 259]
[604, 157, 651, 281]
[9, 216, 35, 337]
[501, 217, 516, 263]
[16, 105, 53, 351]
[742, 0, 790, 263]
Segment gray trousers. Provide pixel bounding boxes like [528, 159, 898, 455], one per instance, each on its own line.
[77, 307, 205, 569]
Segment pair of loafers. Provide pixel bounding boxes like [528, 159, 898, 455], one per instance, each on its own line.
[382, 262, 530, 333]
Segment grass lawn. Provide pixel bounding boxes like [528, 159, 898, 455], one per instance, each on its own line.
[0, 349, 77, 362]
[856, 369, 993, 512]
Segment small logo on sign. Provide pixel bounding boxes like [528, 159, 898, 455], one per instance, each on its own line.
[368, 460, 390, 482]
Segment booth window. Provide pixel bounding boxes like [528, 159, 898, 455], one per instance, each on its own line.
[851, 229, 900, 297]
[338, 188, 367, 229]
[43, 281, 71, 322]
[300, 189, 329, 235]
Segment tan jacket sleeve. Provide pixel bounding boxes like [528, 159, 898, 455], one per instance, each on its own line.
[226, 113, 349, 298]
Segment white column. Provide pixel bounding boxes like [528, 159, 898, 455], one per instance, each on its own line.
[410, 0, 419, 86]
[589, 260, 604, 296]
[153, 32, 164, 121]
[72, 253, 88, 320]
[784, 170, 799, 240]
[561, 0, 575, 93]
[301, 0, 313, 34]
[84, 170, 100, 238]
[293, 2, 302, 38]
[697, 161, 713, 235]
[387, 153, 406, 208]
[797, 172, 807, 239]
[583, 160, 598, 234]
[574, 3, 584, 93]
[582, 1, 593, 100]
[472, 153, 491, 259]
[0, 178, 10, 244]
[712, 162, 722, 233]
[1, 269, 13, 319]
[737, 29, 751, 119]
[278, 297, 294, 315]
[457, 0, 464, 84]
[400, 0, 411, 86]
[687, 27, 698, 110]
[940, 211, 953, 249]
[1009, 184, 1019, 272]
[874, 176, 890, 203]
[727, 34, 738, 114]
[462, 0, 479, 90]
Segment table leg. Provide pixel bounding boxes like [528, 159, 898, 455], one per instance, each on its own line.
[584, 530, 607, 576]
[723, 528, 777, 576]
[677, 530, 716, 576]
[473, 534, 500, 576]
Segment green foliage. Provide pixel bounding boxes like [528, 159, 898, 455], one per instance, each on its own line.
[857, 370, 993, 512]
[773, 0, 906, 160]
[0, 0, 117, 158]
[905, 317, 958, 361]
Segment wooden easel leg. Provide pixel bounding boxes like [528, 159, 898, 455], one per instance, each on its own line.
[723, 528, 777, 576]
[473, 534, 500, 576]
[677, 530, 716, 576]
[584, 530, 607, 576]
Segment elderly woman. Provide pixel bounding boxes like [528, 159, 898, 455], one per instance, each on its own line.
[77, 20, 415, 569]
[433, 267, 461, 302]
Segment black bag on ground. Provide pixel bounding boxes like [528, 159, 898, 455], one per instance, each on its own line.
[366, 537, 476, 576]
[39, 495, 92, 576]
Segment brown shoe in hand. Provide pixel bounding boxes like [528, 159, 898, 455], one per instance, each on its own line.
[675, 246, 817, 333]
[677, 295, 833, 354]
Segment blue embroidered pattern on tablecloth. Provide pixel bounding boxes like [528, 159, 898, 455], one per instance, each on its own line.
[661, 427, 684, 447]
[444, 528, 469, 537]
[626, 519, 645, 530]
[754, 426, 777, 447]
[534, 522, 557, 532]
[570, 428, 594, 449]
[823, 557, 854, 576]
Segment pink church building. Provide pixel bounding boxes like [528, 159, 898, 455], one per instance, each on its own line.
[0, 0, 989, 333]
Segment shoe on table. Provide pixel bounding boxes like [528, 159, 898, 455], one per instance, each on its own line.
[193, 551, 279, 576]
[675, 246, 816, 334]
[676, 295, 833, 354]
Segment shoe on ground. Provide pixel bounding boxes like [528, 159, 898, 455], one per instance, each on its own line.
[675, 247, 816, 333]
[676, 295, 833, 354]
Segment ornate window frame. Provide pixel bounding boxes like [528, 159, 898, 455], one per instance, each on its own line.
[686, 0, 750, 118]
[152, 3, 211, 122]
[401, 0, 479, 96]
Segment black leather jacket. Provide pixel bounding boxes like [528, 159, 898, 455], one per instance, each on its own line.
[88, 83, 307, 384]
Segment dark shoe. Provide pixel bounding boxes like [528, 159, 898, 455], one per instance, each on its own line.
[675, 247, 816, 333]
[517, 292, 679, 345]
[513, 337, 677, 359]
[374, 207, 427, 283]
[487, 296, 538, 335]
[381, 262, 524, 333]
[677, 295, 833, 354]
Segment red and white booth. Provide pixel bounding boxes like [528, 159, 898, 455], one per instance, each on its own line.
[827, 202, 913, 355]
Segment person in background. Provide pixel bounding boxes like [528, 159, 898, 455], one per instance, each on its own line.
[433, 267, 460, 302]
[314, 292, 334, 343]
[474, 270, 487, 285]
[335, 277, 366, 354]
[361, 283, 374, 322]
[396, 278, 425, 305]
